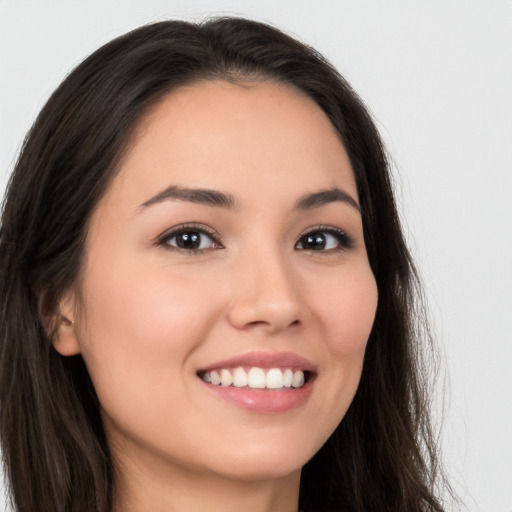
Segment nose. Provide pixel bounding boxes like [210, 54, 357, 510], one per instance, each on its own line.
[226, 247, 303, 333]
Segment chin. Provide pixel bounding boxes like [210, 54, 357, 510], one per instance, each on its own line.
[214, 460, 303, 482]
[201, 436, 319, 482]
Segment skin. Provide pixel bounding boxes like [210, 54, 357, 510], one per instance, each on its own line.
[55, 80, 378, 512]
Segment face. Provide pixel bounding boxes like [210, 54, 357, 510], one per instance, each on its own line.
[57, 80, 378, 485]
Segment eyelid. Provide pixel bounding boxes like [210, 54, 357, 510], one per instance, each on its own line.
[153, 223, 353, 253]
[295, 225, 354, 251]
[155, 223, 223, 251]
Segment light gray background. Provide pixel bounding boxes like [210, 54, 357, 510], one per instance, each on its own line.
[1, 1, 511, 511]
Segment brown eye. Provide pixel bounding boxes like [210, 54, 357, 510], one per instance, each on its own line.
[163, 229, 218, 251]
[299, 233, 328, 250]
[295, 229, 353, 251]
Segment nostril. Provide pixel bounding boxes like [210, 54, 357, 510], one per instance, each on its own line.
[226, 267, 303, 332]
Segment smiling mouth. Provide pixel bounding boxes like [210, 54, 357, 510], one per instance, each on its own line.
[197, 367, 312, 390]
[197, 352, 317, 412]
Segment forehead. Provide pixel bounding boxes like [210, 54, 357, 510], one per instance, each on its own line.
[102, 79, 357, 212]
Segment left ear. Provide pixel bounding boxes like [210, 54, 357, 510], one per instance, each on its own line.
[51, 292, 81, 357]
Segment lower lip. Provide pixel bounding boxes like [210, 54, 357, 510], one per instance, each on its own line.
[200, 379, 314, 413]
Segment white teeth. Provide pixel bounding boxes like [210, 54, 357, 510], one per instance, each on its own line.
[210, 370, 221, 385]
[291, 370, 305, 388]
[266, 368, 284, 389]
[201, 367, 307, 389]
[220, 369, 233, 387]
[283, 368, 293, 387]
[247, 367, 266, 388]
[233, 367, 248, 387]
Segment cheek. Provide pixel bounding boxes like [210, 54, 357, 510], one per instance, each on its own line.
[76, 261, 223, 399]
[316, 265, 378, 356]
[310, 263, 376, 401]
[300, 264, 377, 445]
[82, 261, 218, 344]
[74, 261, 229, 451]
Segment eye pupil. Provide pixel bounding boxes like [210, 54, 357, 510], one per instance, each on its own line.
[305, 234, 326, 250]
[177, 231, 201, 249]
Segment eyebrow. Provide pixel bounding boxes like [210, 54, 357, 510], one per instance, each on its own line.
[139, 186, 238, 211]
[138, 185, 359, 213]
[295, 188, 360, 212]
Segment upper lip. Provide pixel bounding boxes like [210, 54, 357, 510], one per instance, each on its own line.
[199, 351, 317, 373]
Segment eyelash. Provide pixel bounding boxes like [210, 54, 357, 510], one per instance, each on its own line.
[157, 224, 223, 254]
[295, 225, 354, 252]
[156, 224, 354, 254]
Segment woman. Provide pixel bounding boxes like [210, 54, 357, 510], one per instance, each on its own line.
[0, 17, 447, 512]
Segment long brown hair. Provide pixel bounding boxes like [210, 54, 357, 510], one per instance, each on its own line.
[1, 17, 448, 512]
